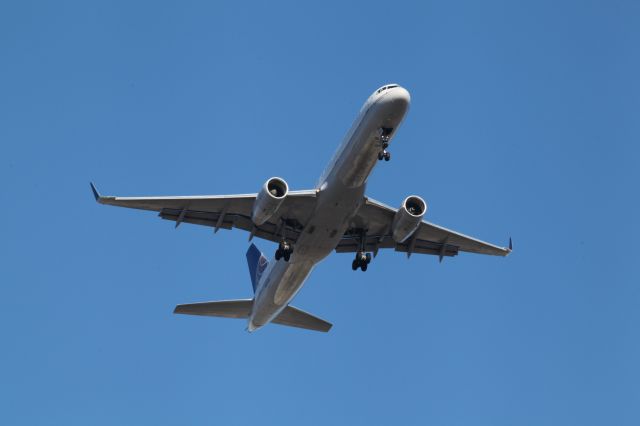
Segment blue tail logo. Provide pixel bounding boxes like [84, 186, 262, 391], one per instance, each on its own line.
[246, 243, 269, 293]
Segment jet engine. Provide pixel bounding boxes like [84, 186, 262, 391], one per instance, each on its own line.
[251, 177, 289, 226]
[391, 195, 427, 243]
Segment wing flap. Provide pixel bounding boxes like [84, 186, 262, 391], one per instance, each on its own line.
[158, 209, 303, 244]
[272, 306, 332, 332]
[415, 221, 509, 256]
[335, 235, 459, 257]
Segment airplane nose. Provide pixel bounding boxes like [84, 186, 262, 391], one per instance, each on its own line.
[390, 86, 411, 108]
[377, 85, 410, 114]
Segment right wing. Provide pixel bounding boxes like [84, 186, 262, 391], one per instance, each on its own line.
[90, 183, 317, 245]
[337, 196, 511, 258]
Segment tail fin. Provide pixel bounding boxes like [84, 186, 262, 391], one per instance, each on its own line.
[246, 243, 269, 293]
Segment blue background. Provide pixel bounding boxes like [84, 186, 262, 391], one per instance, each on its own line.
[2, 1, 638, 424]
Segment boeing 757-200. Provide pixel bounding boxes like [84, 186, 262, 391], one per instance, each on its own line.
[91, 84, 511, 332]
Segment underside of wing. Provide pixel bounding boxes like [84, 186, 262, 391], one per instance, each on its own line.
[90, 183, 317, 245]
[338, 196, 511, 258]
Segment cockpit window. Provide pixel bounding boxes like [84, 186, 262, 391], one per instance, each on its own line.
[376, 84, 399, 94]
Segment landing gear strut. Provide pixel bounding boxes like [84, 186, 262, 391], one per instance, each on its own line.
[351, 229, 372, 272]
[275, 241, 293, 262]
[274, 218, 293, 262]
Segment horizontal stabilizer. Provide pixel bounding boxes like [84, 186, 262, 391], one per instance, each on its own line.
[273, 306, 332, 332]
[174, 299, 332, 332]
[174, 299, 252, 318]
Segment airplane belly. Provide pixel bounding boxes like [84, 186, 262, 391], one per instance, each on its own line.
[250, 259, 315, 327]
[250, 182, 362, 328]
[296, 182, 365, 257]
[272, 260, 315, 305]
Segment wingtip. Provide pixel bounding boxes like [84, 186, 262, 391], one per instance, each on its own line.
[509, 237, 513, 251]
[90, 182, 100, 201]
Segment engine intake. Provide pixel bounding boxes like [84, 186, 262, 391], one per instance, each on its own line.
[391, 195, 427, 243]
[252, 177, 289, 226]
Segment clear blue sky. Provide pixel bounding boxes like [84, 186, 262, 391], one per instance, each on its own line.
[1, 1, 638, 425]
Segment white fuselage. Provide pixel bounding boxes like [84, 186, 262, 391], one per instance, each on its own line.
[248, 85, 411, 331]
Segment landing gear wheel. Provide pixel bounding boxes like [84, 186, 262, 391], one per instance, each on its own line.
[378, 150, 391, 161]
[352, 251, 371, 271]
[277, 241, 293, 262]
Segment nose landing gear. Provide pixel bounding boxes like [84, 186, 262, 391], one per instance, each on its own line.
[377, 148, 391, 162]
[377, 127, 393, 161]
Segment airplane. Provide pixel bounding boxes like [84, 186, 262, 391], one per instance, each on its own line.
[91, 83, 511, 333]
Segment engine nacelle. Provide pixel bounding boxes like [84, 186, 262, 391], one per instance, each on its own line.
[251, 177, 289, 226]
[391, 195, 427, 243]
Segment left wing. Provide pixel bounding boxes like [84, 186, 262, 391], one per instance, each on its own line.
[90, 183, 317, 245]
[336, 196, 511, 258]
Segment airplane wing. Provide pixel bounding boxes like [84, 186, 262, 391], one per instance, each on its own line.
[336, 196, 511, 259]
[90, 183, 317, 245]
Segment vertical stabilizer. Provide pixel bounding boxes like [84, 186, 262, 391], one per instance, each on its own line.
[246, 244, 269, 293]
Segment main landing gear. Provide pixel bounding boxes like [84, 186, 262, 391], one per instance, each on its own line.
[352, 251, 372, 272]
[377, 127, 392, 161]
[351, 228, 372, 271]
[377, 148, 391, 162]
[275, 241, 293, 262]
